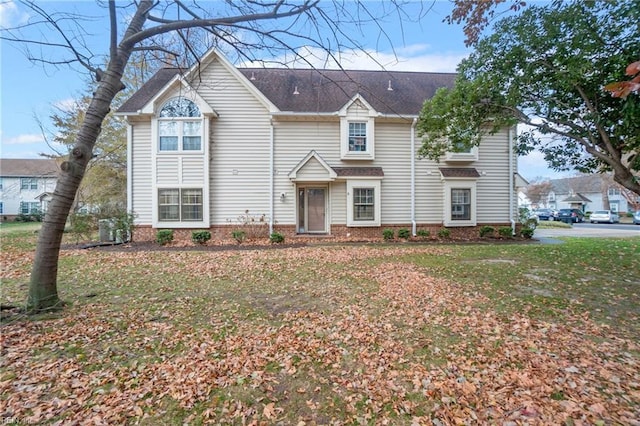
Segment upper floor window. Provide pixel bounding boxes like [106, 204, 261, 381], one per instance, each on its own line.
[158, 98, 202, 152]
[20, 178, 38, 190]
[608, 187, 621, 196]
[340, 97, 376, 160]
[348, 122, 367, 152]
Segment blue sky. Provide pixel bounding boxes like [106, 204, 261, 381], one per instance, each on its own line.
[0, 0, 566, 181]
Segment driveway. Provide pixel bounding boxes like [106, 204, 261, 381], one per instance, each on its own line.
[535, 223, 640, 239]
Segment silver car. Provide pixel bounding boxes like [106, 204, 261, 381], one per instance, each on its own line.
[633, 211, 640, 225]
[590, 210, 620, 224]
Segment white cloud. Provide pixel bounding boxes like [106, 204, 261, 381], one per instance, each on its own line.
[53, 97, 79, 112]
[3, 133, 44, 145]
[0, 0, 29, 28]
[241, 44, 467, 73]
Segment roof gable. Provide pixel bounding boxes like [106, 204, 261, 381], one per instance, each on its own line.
[118, 49, 277, 115]
[288, 151, 337, 182]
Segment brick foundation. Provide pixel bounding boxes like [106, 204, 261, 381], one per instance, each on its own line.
[133, 222, 522, 243]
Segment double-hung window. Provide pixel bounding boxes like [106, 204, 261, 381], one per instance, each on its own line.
[347, 180, 381, 226]
[158, 188, 203, 221]
[348, 122, 367, 152]
[158, 98, 202, 152]
[353, 188, 375, 220]
[21, 178, 38, 190]
[20, 201, 40, 214]
[451, 188, 471, 221]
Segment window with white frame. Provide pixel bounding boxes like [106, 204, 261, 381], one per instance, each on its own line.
[0, 202, 3, 214]
[347, 180, 381, 226]
[353, 187, 375, 220]
[20, 201, 40, 214]
[451, 188, 471, 220]
[608, 187, 621, 196]
[442, 179, 477, 227]
[340, 98, 376, 160]
[158, 188, 203, 221]
[158, 98, 202, 152]
[348, 122, 367, 152]
[20, 178, 38, 190]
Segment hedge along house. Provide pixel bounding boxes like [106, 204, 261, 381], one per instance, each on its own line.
[117, 49, 521, 241]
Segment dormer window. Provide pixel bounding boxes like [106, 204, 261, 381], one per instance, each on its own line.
[348, 122, 367, 152]
[340, 97, 376, 160]
[158, 98, 202, 152]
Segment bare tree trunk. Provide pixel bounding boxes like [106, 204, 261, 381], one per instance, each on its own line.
[28, 1, 150, 312]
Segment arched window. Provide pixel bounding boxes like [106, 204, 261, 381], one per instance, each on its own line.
[158, 98, 202, 151]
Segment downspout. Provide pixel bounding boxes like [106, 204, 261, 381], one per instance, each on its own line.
[411, 117, 418, 236]
[126, 118, 133, 216]
[509, 126, 516, 235]
[269, 117, 274, 235]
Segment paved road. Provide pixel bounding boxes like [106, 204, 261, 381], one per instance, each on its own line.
[535, 222, 640, 238]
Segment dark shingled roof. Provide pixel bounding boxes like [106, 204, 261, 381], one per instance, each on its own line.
[333, 167, 384, 177]
[0, 158, 58, 177]
[238, 68, 455, 115]
[119, 68, 182, 113]
[439, 168, 480, 178]
[118, 66, 456, 116]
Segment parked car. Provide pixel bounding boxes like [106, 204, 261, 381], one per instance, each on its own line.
[589, 210, 620, 224]
[557, 208, 585, 223]
[534, 208, 555, 221]
[633, 211, 640, 225]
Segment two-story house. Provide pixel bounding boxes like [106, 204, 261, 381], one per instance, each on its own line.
[0, 158, 59, 220]
[546, 174, 638, 213]
[117, 50, 521, 241]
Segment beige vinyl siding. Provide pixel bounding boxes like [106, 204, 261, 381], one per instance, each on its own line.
[182, 156, 205, 185]
[374, 122, 412, 224]
[156, 156, 179, 185]
[194, 59, 272, 225]
[130, 121, 152, 224]
[475, 129, 512, 223]
[330, 181, 347, 225]
[296, 157, 331, 181]
[273, 120, 340, 225]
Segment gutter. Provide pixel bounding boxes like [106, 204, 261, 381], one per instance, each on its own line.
[509, 126, 516, 235]
[269, 118, 275, 235]
[411, 117, 418, 236]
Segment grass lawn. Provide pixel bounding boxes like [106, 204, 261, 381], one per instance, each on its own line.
[1, 229, 639, 424]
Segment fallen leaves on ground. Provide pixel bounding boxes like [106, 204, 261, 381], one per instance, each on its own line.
[1, 245, 639, 424]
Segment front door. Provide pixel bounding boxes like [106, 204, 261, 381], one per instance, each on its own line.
[297, 187, 326, 233]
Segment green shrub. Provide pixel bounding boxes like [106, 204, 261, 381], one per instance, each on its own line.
[191, 230, 211, 245]
[231, 229, 246, 244]
[521, 227, 535, 239]
[382, 228, 394, 241]
[270, 231, 285, 244]
[397, 228, 411, 239]
[156, 229, 174, 245]
[498, 226, 513, 238]
[437, 228, 451, 239]
[416, 229, 430, 238]
[69, 213, 95, 243]
[479, 225, 495, 238]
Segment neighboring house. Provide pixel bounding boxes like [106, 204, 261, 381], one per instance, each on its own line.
[544, 174, 637, 213]
[117, 50, 523, 241]
[0, 158, 59, 220]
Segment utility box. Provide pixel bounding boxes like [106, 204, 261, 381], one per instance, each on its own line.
[98, 219, 115, 242]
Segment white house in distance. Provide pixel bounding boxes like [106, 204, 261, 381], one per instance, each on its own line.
[117, 50, 523, 241]
[546, 175, 639, 213]
[0, 158, 59, 220]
